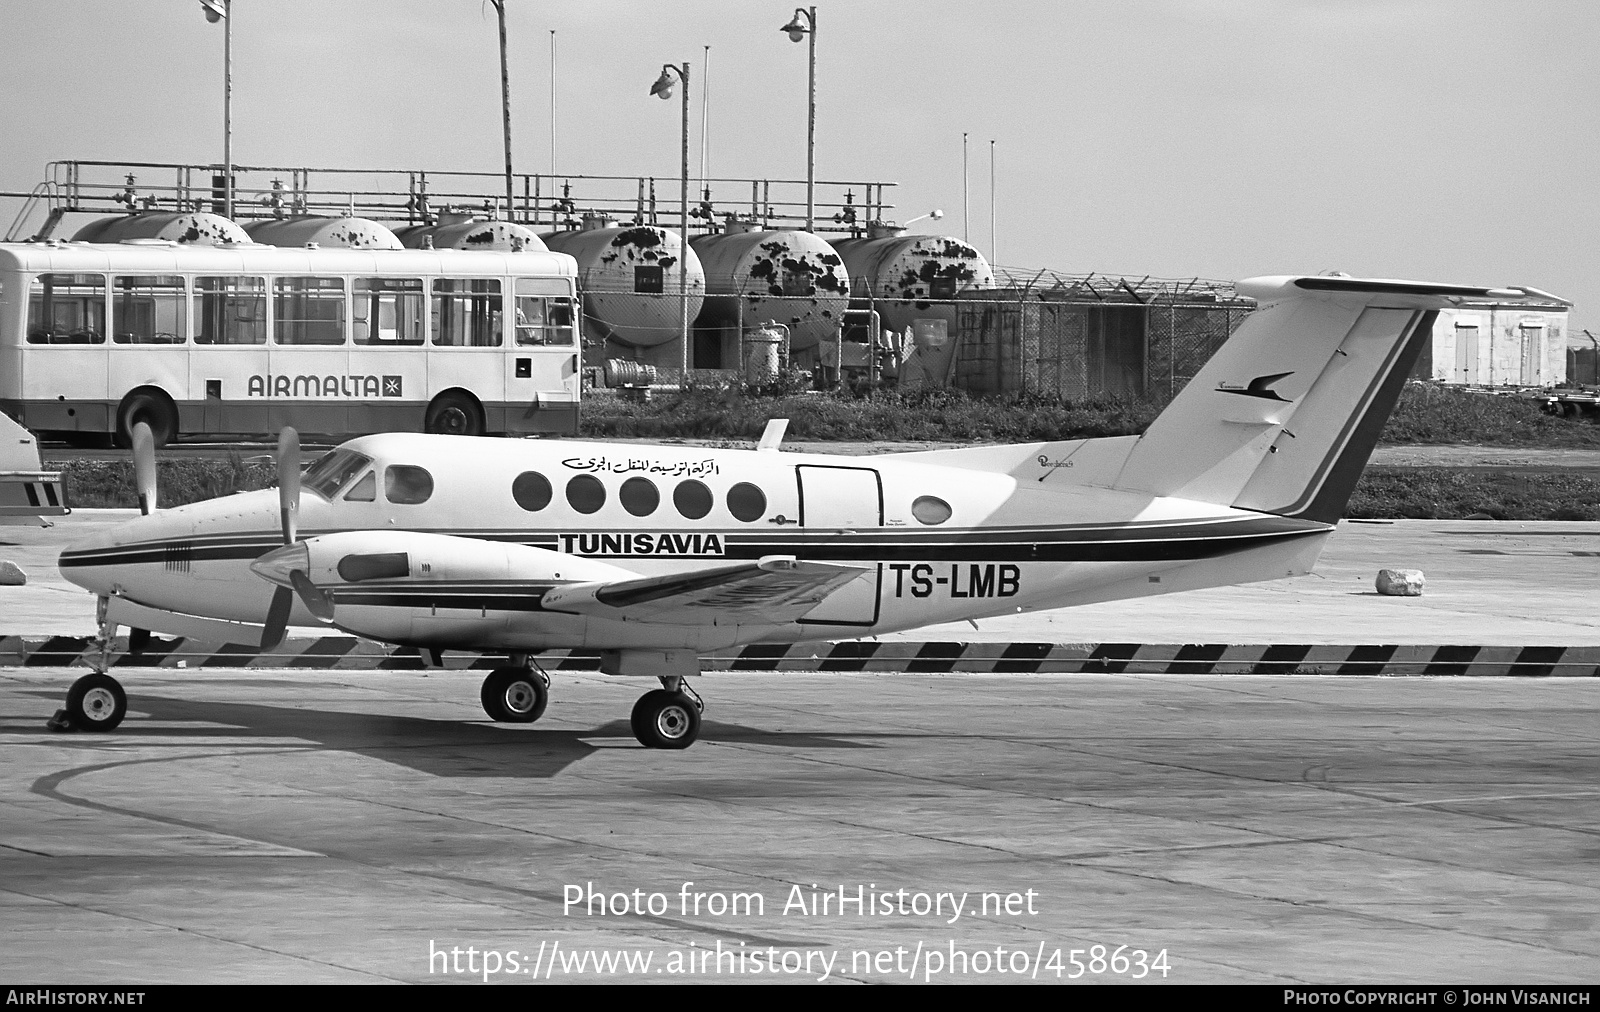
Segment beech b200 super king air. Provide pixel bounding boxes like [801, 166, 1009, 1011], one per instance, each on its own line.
[54, 275, 1555, 748]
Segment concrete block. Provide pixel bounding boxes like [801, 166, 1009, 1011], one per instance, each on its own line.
[1376, 568, 1424, 596]
[0, 560, 26, 586]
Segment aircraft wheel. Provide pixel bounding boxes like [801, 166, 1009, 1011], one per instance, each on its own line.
[65, 673, 127, 732]
[631, 689, 701, 750]
[480, 667, 548, 723]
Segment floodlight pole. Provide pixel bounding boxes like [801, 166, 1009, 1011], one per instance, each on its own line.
[781, 7, 817, 231]
[492, 1, 514, 220]
[652, 63, 693, 387]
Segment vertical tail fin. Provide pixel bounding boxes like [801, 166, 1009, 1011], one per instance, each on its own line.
[1113, 276, 1545, 523]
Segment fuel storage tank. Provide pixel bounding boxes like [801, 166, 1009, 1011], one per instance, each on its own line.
[393, 218, 548, 252]
[689, 225, 848, 352]
[833, 227, 994, 334]
[243, 216, 403, 250]
[541, 221, 705, 349]
[71, 211, 251, 245]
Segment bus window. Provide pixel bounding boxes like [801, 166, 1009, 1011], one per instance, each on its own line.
[431, 278, 501, 347]
[513, 279, 575, 346]
[354, 278, 424, 345]
[112, 276, 187, 344]
[27, 273, 106, 344]
[194, 276, 266, 345]
[274, 276, 346, 345]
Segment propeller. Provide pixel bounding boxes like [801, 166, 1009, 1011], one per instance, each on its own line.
[131, 421, 157, 515]
[260, 428, 301, 650]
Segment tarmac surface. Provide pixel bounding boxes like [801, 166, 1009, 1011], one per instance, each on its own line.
[1, 509, 1597, 984]
[1, 669, 1596, 984]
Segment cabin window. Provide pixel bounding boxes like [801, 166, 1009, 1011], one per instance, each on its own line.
[620, 477, 660, 517]
[431, 278, 502, 347]
[566, 474, 606, 514]
[353, 278, 425, 346]
[912, 495, 952, 525]
[673, 479, 712, 520]
[727, 482, 766, 522]
[274, 276, 346, 345]
[303, 449, 373, 499]
[512, 471, 553, 511]
[194, 276, 267, 345]
[111, 275, 187, 344]
[27, 273, 107, 344]
[343, 471, 376, 502]
[385, 465, 434, 505]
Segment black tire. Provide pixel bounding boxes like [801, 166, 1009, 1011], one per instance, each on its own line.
[114, 391, 177, 449]
[425, 391, 484, 437]
[480, 667, 548, 723]
[631, 689, 701, 750]
[65, 672, 127, 732]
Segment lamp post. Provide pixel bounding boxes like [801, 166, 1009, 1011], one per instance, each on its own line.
[651, 63, 692, 388]
[779, 7, 816, 231]
[490, 1, 515, 221]
[198, 1, 232, 218]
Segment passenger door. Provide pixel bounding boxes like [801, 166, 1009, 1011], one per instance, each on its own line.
[795, 464, 882, 626]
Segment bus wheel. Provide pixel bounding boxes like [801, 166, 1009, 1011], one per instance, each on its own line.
[114, 392, 177, 449]
[425, 392, 484, 437]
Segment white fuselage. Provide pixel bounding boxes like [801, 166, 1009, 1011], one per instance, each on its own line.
[59, 433, 1332, 652]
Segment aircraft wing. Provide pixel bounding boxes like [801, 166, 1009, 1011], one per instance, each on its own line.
[539, 555, 867, 624]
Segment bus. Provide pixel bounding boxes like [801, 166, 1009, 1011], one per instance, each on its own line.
[0, 240, 580, 446]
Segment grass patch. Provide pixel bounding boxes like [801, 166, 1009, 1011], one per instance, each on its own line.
[580, 387, 1161, 443]
[579, 383, 1600, 447]
[60, 455, 276, 509]
[1348, 468, 1600, 521]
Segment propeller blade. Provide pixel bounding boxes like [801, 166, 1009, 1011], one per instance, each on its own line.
[261, 586, 293, 650]
[132, 421, 157, 515]
[276, 427, 300, 545]
[289, 570, 335, 622]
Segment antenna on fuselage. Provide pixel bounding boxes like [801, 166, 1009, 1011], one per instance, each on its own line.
[132, 422, 158, 515]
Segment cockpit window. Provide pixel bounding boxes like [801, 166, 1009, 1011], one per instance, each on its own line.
[303, 449, 374, 499]
[343, 471, 376, 502]
[385, 465, 434, 505]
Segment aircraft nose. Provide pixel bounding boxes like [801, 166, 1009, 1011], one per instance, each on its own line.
[250, 542, 309, 587]
[57, 519, 133, 594]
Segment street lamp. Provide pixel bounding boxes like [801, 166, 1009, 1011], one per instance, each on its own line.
[198, 1, 232, 218]
[490, 1, 515, 221]
[650, 63, 692, 388]
[779, 7, 816, 231]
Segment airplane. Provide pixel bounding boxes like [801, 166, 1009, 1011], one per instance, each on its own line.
[51, 274, 1556, 748]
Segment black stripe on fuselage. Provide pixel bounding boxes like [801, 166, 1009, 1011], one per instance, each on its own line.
[58, 515, 1329, 570]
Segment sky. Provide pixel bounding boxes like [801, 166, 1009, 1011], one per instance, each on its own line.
[2, 0, 1596, 333]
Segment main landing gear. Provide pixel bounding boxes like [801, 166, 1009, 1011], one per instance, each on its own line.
[478, 661, 706, 749]
[630, 678, 704, 750]
[479, 662, 551, 723]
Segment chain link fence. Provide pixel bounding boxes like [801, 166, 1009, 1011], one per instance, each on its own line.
[581, 284, 1255, 403]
